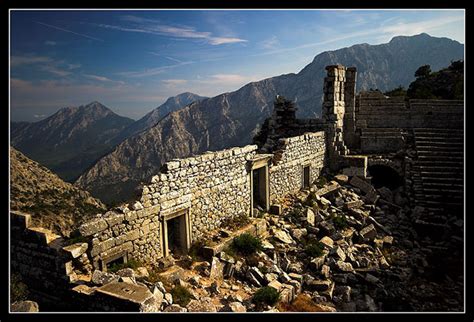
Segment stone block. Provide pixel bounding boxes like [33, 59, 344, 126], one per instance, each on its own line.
[359, 224, 377, 240]
[79, 218, 108, 237]
[349, 176, 374, 194]
[62, 242, 88, 259]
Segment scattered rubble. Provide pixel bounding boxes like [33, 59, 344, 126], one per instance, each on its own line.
[44, 174, 462, 312]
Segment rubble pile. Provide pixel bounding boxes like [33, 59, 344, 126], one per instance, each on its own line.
[82, 174, 463, 312]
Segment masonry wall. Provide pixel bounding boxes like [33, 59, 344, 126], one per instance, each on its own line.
[79, 145, 258, 266]
[355, 93, 463, 130]
[270, 132, 326, 201]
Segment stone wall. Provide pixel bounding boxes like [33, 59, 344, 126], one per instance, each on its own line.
[355, 92, 463, 130]
[270, 132, 326, 200]
[79, 145, 258, 266]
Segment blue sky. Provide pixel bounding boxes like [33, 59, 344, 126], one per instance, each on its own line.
[10, 9, 465, 121]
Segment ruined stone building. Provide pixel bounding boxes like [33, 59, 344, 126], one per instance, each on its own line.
[10, 64, 464, 311]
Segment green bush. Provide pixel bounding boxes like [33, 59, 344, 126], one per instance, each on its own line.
[305, 241, 324, 258]
[332, 215, 348, 229]
[252, 286, 280, 306]
[108, 258, 142, 273]
[11, 273, 29, 302]
[231, 233, 263, 256]
[171, 285, 194, 306]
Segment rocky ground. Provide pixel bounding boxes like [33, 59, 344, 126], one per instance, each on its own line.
[86, 173, 464, 312]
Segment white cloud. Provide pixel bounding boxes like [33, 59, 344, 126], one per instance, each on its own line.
[92, 16, 247, 46]
[44, 40, 57, 46]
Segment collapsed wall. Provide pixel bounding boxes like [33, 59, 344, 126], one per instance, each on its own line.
[270, 132, 325, 200]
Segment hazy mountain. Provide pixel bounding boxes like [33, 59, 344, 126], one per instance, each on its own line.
[11, 101, 134, 182]
[10, 147, 106, 237]
[116, 92, 207, 140]
[75, 33, 464, 203]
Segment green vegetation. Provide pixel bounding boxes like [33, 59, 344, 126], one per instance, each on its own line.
[304, 241, 325, 258]
[230, 233, 263, 256]
[108, 258, 142, 273]
[252, 286, 280, 306]
[11, 273, 29, 302]
[332, 215, 348, 229]
[170, 285, 194, 306]
[65, 234, 89, 246]
[407, 60, 463, 100]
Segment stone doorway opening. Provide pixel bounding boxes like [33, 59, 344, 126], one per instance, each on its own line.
[367, 165, 403, 190]
[251, 166, 269, 212]
[162, 210, 191, 258]
[303, 165, 311, 188]
[102, 252, 128, 272]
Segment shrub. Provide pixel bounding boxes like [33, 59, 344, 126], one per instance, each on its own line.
[332, 215, 348, 229]
[305, 241, 324, 258]
[108, 258, 142, 273]
[11, 273, 29, 302]
[171, 285, 194, 306]
[252, 286, 280, 306]
[231, 233, 263, 256]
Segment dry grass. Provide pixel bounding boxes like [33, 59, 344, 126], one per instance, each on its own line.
[277, 294, 334, 312]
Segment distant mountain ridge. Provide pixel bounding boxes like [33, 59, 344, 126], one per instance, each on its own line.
[11, 101, 135, 181]
[75, 33, 464, 203]
[115, 92, 207, 141]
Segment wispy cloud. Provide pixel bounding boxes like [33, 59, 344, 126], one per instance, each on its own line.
[261, 35, 280, 49]
[162, 79, 188, 86]
[117, 61, 193, 78]
[35, 21, 104, 42]
[44, 40, 57, 46]
[84, 74, 125, 84]
[91, 15, 247, 46]
[11, 53, 81, 77]
[11, 55, 52, 67]
[380, 15, 464, 38]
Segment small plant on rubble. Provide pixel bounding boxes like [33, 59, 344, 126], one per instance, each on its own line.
[171, 285, 194, 306]
[304, 241, 324, 258]
[231, 233, 263, 256]
[252, 286, 280, 307]
[332, 215, 348, 229]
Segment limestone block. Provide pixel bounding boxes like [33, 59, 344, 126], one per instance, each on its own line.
[79, 218, 108, 237]
[62, 242, 88, 258]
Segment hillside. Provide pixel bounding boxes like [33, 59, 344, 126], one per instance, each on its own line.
[10, 147, 106, 236]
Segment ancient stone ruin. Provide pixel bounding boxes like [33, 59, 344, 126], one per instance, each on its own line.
[10, 64, 463, 312]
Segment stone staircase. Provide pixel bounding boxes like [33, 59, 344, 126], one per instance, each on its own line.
[412, 128, 464, 216]
[360, 128, 407, 154]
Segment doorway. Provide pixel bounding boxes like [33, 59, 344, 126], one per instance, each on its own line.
[251, 166, 269, 212]
[162, 210, 190, 257]
[303, 165, 311, 188]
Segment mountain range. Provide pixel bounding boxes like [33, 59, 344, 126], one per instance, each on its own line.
[11, 33, 464, 204]
[11, 101, 134, 182]
[75, 33, 464, 204]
